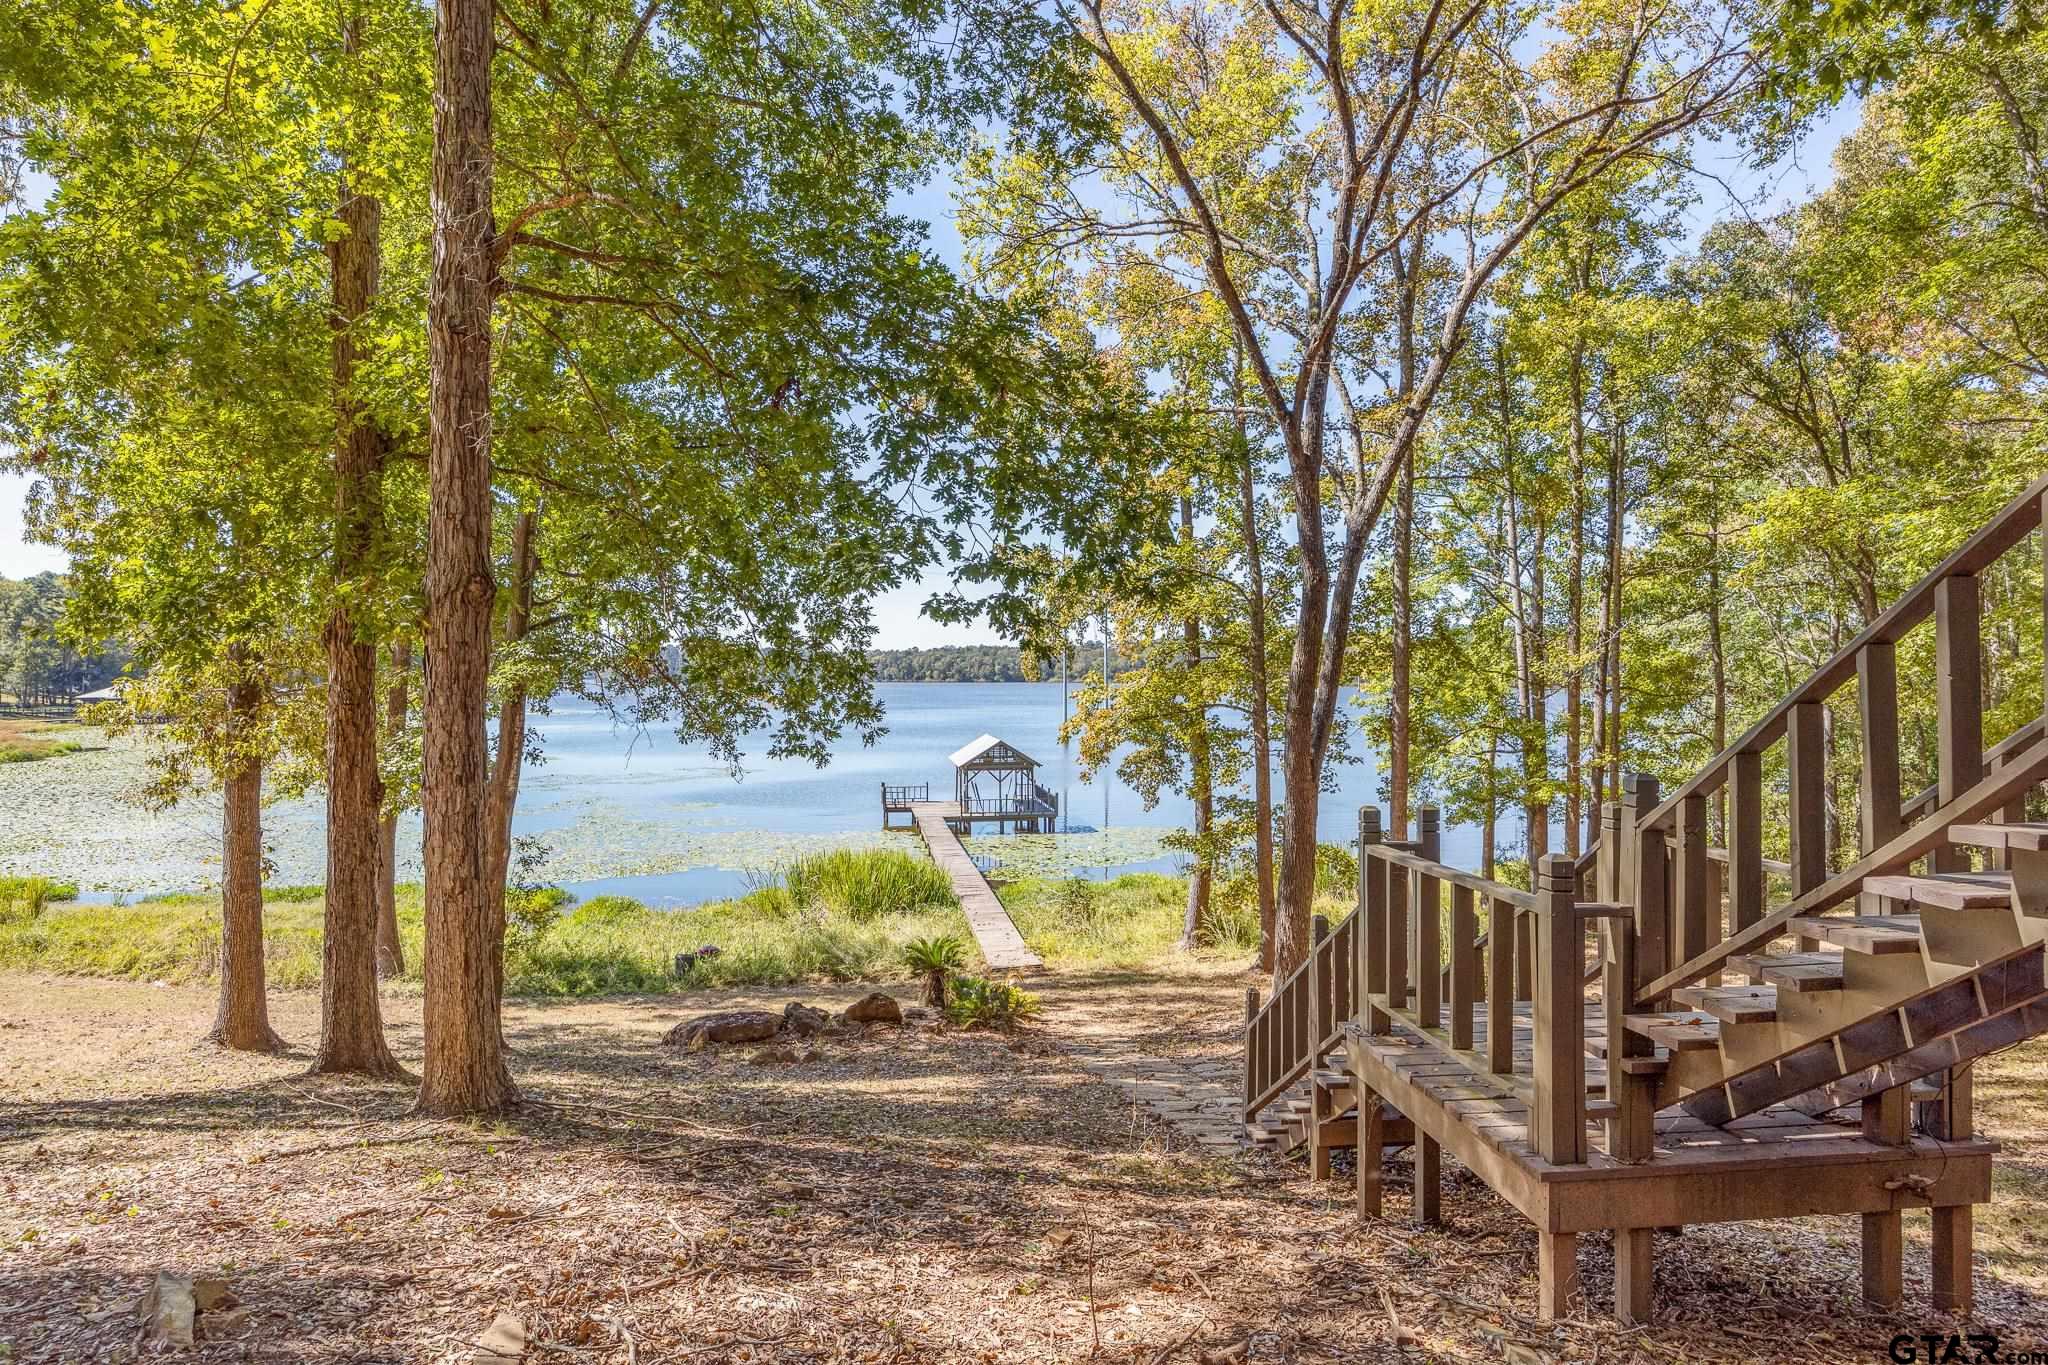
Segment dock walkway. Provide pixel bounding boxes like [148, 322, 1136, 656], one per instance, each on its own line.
[909, 802, 1042, 972]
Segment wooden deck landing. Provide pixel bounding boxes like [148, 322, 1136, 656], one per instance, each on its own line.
[1343, 1018, 1994, 1236]
[909, 804, 1042, 972]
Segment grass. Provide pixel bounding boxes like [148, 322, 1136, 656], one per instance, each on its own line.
[0, 719, 87, 764]
[0, 848, 1362, 993]
[0, 875, 77, 925]
[0, 848, 977, 996]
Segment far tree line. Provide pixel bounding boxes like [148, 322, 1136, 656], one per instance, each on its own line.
[0, 573, 122, 705]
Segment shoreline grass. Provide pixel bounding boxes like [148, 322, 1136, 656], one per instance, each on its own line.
[0, 848, 990, 996]
[0, 719, 88, 764]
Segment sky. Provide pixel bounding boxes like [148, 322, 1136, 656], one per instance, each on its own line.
[0, 86, 1864, 651]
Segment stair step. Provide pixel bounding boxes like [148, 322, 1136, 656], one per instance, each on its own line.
[1786, 914, 1923, 955]
[1950, 821, 2048, 853]
[1732, 951, 1847, 992]
[1623, 1012, 1721, 1050]
[1670, 985, 1778, 1024]
[1864, 871, 2013, 910]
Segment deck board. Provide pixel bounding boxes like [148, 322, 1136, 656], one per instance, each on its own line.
[910, 803, 1043, 972]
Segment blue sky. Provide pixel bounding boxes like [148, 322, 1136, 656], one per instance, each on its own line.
[0, 95, 1862, 649]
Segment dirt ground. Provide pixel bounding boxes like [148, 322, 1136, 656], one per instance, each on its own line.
[4, 970, 2048, 1364]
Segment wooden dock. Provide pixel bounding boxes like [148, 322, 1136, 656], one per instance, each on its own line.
[909, 803, 1043, 972]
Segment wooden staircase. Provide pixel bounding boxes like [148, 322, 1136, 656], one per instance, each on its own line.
[1239, 472, 2048, 1325]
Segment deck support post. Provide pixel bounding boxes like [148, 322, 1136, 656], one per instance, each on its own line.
[1355, 1085, 1384, 1222]
[1932, 1205, 1974, 1315]
[1862, 1085, 1909, 1310]
[1533, 855, 1586, 1166]
[1416, 808, 1442, 1028]
[1415, 1135, 1441, 1226]
[1614, 1228, 1654, 1324]
[1308, 914, 1330, 1182]
[1537, 1231, 1579, 1321]
[1361, 808, 1389, 1033]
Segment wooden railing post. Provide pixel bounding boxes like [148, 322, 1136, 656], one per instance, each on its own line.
[1533, 854, 1586, 1165]
[1242, 985, 1262, 1120]
[1602, 806, 1653, 1161]
[1674, 792, 1710, 965]
[1623, 774, 1666, 1007]
[1309, 912, 1330, 1058]
[1415, 807, 1442, 1029]
[1386, 848, 1410, 1022]
[1361, 808, 1389, 1032]
[1788, 700, 1827, 949]
[1449, 883, 1477, 1051]
[1730, 748, 1765, 932]
[1931, 574, 1983, 1143]
[1486, 895, 1514, 1075]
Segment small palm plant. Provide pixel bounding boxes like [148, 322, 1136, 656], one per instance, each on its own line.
[902, 933, 970, 1008]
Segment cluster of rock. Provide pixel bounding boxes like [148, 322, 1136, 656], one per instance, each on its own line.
[663, 992, 911, 1056]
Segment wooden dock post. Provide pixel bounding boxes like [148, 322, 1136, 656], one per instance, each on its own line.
[1861, 1086, 1910, 1310]
[1533, 854, 1586, 1167]
[1360, 807, 1388, 1033]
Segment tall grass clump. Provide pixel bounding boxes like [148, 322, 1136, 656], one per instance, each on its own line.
[784, 847, 954, 921]
[0, 875, 77, 924]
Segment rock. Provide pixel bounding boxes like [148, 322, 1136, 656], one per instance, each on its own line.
[664, 1010, 781, 1049]
[843, 992, 903, 1025]
[473, 1311, 528, 1364]
[199, 1306, 252, 1341]
[191, 1277, 236, 1312]
[783, 1001, 832, 1036]
[135, 1272, 196, 1348]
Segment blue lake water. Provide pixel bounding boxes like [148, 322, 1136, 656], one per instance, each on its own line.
[521, 682, 1501, 906]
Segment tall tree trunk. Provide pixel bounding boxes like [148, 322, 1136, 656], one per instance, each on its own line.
[1179, 495, 1212, 951]
[1565, 334, 1586, 858]
[316, 144, 402, 1078]
[376, 639, 410, 977]
[418, 0, 513, 1117]
[1604, 420, 1625, 800]
[1274, 497, 1326, 983]
[1498, 338, 1549, 870]
[1390, 445, 1414, 838]
[1706, 523, 1728, 837]
[211, 669, 281, 1052]
[1237, 430, 1277, 974]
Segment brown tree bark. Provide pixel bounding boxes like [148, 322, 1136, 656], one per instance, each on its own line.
[1178, 495, 1212, 951]
[1236, 417, 1277, 974]
[417, 0, 514, 1117]
[315, 153, 403, 1079]
[1565, 327, 1587, 858]
[211, 671, 282, 1053]
[375, 639, 410, 977]
[1390, 447, 1414, 838]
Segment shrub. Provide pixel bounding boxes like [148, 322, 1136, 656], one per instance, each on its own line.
[1198, 899, 1261, 954]
[567, 894, 652, 928]
[0, 876, 77, 925]
[946, 974, 1042, 1031]
[504, 885, 570, 964]
[784, 847, 954, 921]
[902, 933, 970, 1006]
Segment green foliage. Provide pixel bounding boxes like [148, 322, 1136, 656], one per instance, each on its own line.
[901, 933, 970, 974]
[783, 848, 955, 922]
[0, 875, 75, 924]
[902, 932, 970, 1006]
[945, 974, 1042, 1031]
[567, 895, 654, 929]
[1003, 872, 1194, 967]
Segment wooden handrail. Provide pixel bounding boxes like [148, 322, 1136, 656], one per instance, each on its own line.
[1636, 733, 2048, 1001]
[1638, 473, 2048, 833]
[1371, 844, 1537, 910]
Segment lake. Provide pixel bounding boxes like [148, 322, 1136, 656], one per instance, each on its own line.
[522, 682, 1496, 905]
[16, 681, 1507, 901]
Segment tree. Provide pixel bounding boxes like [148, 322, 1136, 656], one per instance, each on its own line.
[966, 0, 1763, 978]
